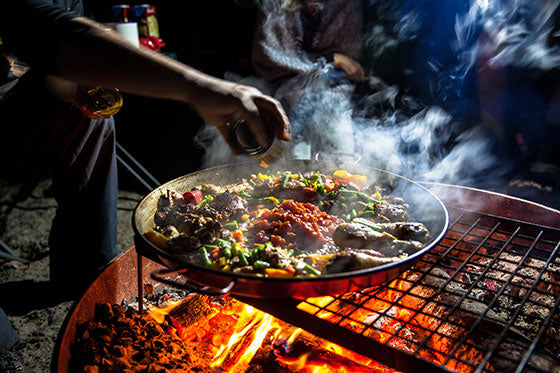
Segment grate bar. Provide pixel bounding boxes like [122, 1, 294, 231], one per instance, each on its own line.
[496, 239, 560, 373]
[444, 224, 523, 367]
[414, 218, 504, 359]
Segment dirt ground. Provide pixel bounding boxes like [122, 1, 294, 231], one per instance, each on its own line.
[0, 178, 143, 373]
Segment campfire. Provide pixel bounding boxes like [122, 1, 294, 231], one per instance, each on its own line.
[71, 294, 396, 372]
[59, 188, 560, 373]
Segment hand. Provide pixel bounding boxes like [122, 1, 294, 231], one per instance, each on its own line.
[333, 53, 365, 81]
[188, 80, 291, 154]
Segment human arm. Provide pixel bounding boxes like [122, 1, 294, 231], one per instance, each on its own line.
[0, 1, 291, 147]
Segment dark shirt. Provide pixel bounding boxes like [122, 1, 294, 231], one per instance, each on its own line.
[0, 0, 82, 98]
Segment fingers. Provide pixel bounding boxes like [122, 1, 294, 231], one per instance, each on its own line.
[254, 95, 292, 141]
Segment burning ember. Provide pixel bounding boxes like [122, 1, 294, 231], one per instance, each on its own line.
[71, 294, 397, 372]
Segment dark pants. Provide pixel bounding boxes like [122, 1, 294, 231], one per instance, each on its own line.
[0, 307, 18, 352]
[0, 75, 119, 292]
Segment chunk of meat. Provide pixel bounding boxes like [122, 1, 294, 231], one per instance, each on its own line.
[332, 222, 395, 252]
[156, 190, 185, 210]
[154, 203, 194, 228]
[377, 222, 430, 243]
[390, 239, 425, 255]
[202, 181, 250, 196]
[260, 244, 293, 269]
[250, 178, 275, 198]
[208, 191, 248, 221]
[326, 250, 403, 273]
[376, 203, 410, 222]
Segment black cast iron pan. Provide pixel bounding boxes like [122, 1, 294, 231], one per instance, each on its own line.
[132, 160, 449, 299]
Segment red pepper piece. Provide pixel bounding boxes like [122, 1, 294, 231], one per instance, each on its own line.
[182, 190, 203, 204]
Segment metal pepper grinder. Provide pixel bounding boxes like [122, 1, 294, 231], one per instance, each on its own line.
[229, 118, 285, 164]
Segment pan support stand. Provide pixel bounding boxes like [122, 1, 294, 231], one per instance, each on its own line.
[137, 252, 144, 314]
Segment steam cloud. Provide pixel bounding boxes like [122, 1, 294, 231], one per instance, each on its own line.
[194, 0, 560, 190]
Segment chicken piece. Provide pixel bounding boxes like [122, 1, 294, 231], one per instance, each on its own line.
[160, 225, 180, 239]
[390, 239, 425, 255]
[260, 244, 293, 269]
[208, 191, 248, 221]
[377, 222, 430, 243]
[156, 190, 185, 210]
[167, 234, 203, 252]
[176, 214, 222, 246]
[154, 203, 194, 228]
[376, 203, 410, 222]
[250, 178, 275, 198]
[332, 222, 395, 252]
[326, 250, 403, 273]
[202, 181, 250, 196]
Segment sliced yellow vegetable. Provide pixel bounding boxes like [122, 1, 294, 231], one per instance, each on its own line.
[333, 170, 351, 179]
[333, 170, 367, 187]
[258, 172, 271, 179]
[143, 229, 168, 249]
[241, 214, 250, 221]
[265, 196, 280, 205]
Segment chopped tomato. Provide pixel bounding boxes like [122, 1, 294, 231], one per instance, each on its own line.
[182, 190, 203, 204]
[232, 230, 243, 242]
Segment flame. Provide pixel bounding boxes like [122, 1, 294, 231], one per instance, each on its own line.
[147, 300, 181, 323]
[147, 295, 395, 372]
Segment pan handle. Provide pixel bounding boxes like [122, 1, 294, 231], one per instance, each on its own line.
[150, 268, 236, 296]
[314, 151, 361, 164]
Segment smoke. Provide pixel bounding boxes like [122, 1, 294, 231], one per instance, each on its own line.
[194, 0, 560, 190]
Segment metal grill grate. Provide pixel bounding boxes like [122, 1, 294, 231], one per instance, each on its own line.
[241, 206, 560, 372]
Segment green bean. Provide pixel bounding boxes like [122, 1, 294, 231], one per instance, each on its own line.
[304, 264, 321, 276]
[238, 190, 254, 199]
[250, 247, 260, 263]
[358, 210, 376, 218]
[214, 238, 232, 248]
[237, 251, 249, 266]
[199, 247, 212, 267]
[282, 174, 290, 188]
[224, 220, 238, 229]
[253, 260, 271, 269]
[339, 189, 382, 204]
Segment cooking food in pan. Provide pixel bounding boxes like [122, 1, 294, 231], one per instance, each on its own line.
[143, 169, 431, 278]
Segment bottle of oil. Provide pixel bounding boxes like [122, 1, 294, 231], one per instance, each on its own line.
[81, 87, 123, 119]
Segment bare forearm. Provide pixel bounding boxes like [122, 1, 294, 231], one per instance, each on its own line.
[56, 17, 222, 105]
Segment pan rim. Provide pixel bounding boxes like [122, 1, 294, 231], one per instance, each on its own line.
[132, 160, 449, 285]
